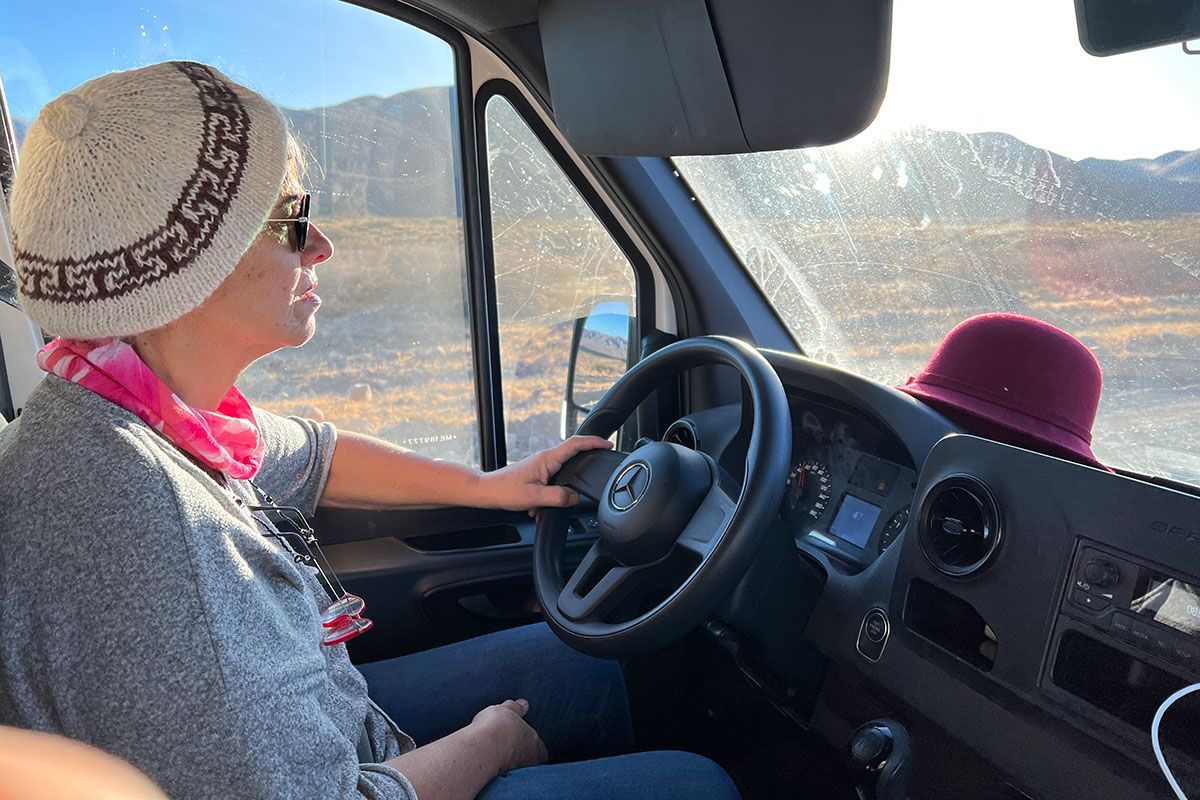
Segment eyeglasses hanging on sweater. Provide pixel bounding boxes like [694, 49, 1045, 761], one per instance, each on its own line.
[248, 481, 373, 646]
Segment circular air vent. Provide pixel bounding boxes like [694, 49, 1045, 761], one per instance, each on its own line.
[918, 475, 1002, 577]
[663, 419, 698, 450]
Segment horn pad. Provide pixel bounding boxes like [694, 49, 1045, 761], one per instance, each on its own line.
[597, 442, 713, 564]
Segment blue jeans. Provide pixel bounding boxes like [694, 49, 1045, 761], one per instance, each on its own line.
[358, 623, 740, 800]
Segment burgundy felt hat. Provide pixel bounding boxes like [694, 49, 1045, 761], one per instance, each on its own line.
[898, 313, 1107, 469]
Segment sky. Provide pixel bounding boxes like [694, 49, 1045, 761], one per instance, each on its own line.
[0, 0, 454, 119]
[2, 0, 1200, 161]
[868, 0, 1200, 160]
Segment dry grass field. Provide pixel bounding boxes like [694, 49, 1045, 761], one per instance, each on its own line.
[239, 215, 633, 465]
[239, 213, 1200, 483]
[723, 215, 1200, 480]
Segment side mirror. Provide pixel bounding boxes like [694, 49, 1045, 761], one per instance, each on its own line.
[562, 300, 636, 439]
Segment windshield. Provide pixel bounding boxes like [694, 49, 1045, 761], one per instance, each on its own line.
[675, 0, 1200, 486]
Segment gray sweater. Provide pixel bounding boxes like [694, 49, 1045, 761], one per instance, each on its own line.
[0, 376, 418, 799]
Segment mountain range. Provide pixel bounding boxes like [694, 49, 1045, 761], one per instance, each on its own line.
[690, 127, 1200, 223]
[281, 86, 458, 218]
[11, 88, 1200, 221]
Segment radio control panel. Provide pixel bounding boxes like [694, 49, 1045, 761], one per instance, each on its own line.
[1061, 540, 1200, 676]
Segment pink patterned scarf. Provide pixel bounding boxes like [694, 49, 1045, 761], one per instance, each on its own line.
[38, 337, 264, 480]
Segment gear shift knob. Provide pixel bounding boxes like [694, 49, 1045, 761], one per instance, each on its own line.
[849, 719, 912, 800]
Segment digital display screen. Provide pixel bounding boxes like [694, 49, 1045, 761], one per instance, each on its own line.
[1130, 573, 1200, 637]
[829, 495, 882, 548]
[850, 455, 900, 495]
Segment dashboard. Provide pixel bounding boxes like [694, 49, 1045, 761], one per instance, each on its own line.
[675, 349, 1200, 800]
[781, 397, 917, 570]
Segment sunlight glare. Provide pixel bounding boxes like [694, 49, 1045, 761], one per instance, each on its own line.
[856, 0, 1200, 160]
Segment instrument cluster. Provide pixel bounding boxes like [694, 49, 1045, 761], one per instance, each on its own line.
[783, 399, 917, 568]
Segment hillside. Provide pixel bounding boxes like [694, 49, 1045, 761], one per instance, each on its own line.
[13, 89, 1200, 222]
[281, 87, 458, 219]
[8, 88, 1200, 481]
[682, 127, 1200, 225]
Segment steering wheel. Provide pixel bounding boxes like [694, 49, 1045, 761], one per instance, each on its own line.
[535, 336, 792, 658]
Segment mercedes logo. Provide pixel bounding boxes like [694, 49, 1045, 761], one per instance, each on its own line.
[610, 462, 651, 511]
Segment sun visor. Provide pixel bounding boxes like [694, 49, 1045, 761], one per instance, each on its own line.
[538, 0, 892, 156]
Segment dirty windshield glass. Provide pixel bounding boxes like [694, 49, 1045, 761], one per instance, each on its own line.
[676, 0, 1200, 486]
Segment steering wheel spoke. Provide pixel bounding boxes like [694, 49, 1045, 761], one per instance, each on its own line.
[557, 542, 646, 622]
[553, 449, 631, 503]
[676, 482, 738, 561]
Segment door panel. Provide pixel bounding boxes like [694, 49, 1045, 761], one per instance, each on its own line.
[317, 506, 598, 663]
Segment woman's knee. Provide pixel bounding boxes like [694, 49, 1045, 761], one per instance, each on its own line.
[515, 625, 633, 759]
[480, 751, 739, 800]
[652, 751, 740, 800]
[521, 624, 629, 703]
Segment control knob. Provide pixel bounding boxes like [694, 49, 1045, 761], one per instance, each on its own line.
[850, 724, 893, 771]
[848, 719, 912, 800]
[1083, 558, 1120, 590]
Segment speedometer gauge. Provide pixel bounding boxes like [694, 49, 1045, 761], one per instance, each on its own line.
[783, 460, 833, 524]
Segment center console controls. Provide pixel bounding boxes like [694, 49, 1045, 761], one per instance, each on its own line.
[1059, 542, 1200, 676]
[1044, 540, 1200, 773]
[867, 434, 1200, 799]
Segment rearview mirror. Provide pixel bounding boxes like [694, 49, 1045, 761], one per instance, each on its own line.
[1075, 0, 1200, 55]
[562, 300, 635, 439]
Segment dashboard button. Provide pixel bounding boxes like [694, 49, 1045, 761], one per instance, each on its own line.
[1070, 589, 1110, 613]
[1110, 613, 1134, 637]
[865, 611, 888, 643]
[1174, 639, 1198, 669]
[857, 609, 890, 662]
[877, 506, 909, 556]
[1130, 621, 1154, 649]
[1149, 627, 1176, 658]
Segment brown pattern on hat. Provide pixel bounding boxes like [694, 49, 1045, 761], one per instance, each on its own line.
[16, 62, 251, 304]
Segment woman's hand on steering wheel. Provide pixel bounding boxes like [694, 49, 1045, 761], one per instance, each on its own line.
[477, 436, 614, 515]
[534, 336, 792, 659]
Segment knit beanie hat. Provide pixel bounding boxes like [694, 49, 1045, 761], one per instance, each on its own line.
[9, 61, 288, 338]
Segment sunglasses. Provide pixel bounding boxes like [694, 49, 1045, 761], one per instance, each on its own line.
[264, 192, 311, 252]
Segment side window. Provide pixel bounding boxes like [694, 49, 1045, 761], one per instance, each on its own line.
[0, 1, 481, 465]
[1, 83, 21, 309]
[484, 95, 637, 462]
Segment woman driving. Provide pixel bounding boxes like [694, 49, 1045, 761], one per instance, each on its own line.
[0, 62, 739, 800]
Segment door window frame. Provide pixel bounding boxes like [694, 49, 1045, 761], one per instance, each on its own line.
[474, 79, 656, 465]
[352, 1, 501, 469]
